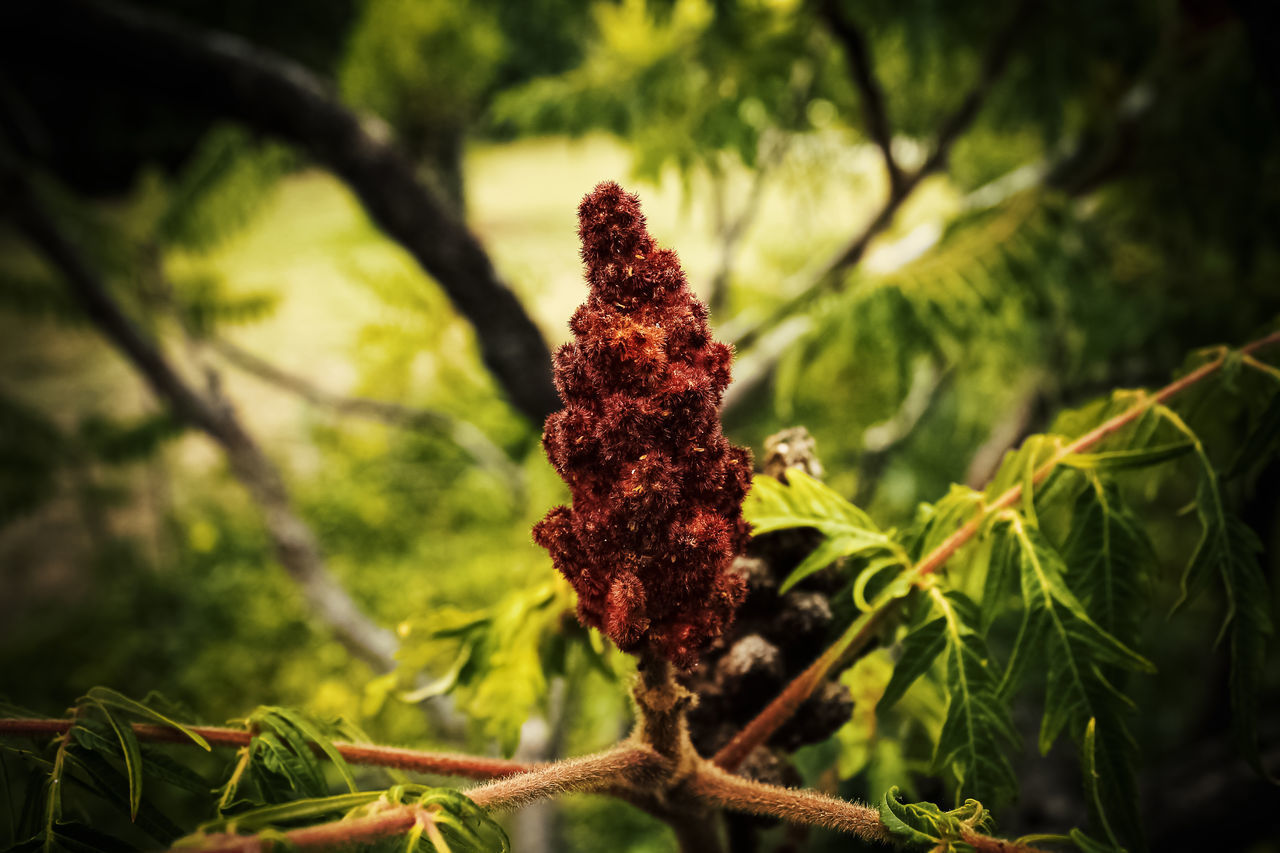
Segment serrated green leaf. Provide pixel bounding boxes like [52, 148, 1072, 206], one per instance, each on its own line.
[81, 699, 142, 819]
[1060, 477, 1152, 642]
[1228, 391, 1280, 477]
[907, 484, 985, 562]
[1060, 441, 1193, 472]
[63, 749, 184, 844]
[253, 731, 326, 799]
[84, 688, 209, 751]
[257, 708, 357, 794]
[927, 588, 1019, 805]
[879, 786, 992, 851]
[879, 787, 941, 846]
[1156, 406, 1275, 777]
[879, 609, 946, 713]
[744, 469, 879, 537]
[998, 515, 1150, 849]
[743, 470, 905, 593]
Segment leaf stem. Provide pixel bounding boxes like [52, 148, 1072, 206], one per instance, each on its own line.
[715, 329, 1280, 769]
[0, 718, 532, 780]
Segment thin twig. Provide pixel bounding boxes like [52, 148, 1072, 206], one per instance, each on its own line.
[0, 718, 531, 779]
[715, 330, 1280, 769]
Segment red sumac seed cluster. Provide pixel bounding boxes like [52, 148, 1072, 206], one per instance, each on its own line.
[533, 181, 753, 667]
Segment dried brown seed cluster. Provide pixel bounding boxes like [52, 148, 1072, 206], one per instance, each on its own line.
[532, 181, 752, 667]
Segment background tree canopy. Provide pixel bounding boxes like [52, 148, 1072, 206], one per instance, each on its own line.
[0, 0, 1278, 851]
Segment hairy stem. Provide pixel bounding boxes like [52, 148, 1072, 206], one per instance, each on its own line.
[0, 718, 531, 779]
[692, 761, 1050, 852]
[180, 747, 664, 852]
[466, 745, 665, 811]
[717, 330, 1280, 768]
[691, 761, 888, 843]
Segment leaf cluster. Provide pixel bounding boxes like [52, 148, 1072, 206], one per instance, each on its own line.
[743, 344, 1280, 851]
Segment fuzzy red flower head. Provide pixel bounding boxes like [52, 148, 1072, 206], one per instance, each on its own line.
[533, 181, 753, 668]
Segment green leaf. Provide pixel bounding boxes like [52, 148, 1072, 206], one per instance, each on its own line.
[63, 749, 184, 844]
[1060, 441, 1193, 472]
[1157, 406, 1275, 777]
[402, 645, 473, 703]
[743, 470, 905, 592]
[745, 469, 878, 536]
[255, 708, 358, 794]
[1060, 477, 1153, 642]
[906, 484, 985, 562]
[1080, 718, 1128, 852]
[1228, 391, 1280, 477]
[198, 791, 381, 833]
[82, 699, 143, 819]
[997, 515, 1151, 849]
[927, 588, 1018, 804]
[879, 786, 994, 851]
[253, 731, 326, 799]
[879, 607, 946, 713]
[83, 688, 210, 751]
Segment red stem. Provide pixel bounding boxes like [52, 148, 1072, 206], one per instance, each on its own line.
[0, 718, 532, 780]
[715, 330, 1280, 770]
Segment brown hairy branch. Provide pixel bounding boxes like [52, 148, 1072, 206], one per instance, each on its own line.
[178, 747, 665, 852]
[4, 169, 399, 672]
[466, 745, 665, 811]
[0, 0, 558, 425]
[691, 761, 888, 842]
[691, 762, 1051, 851]
[733, 0, 1035, 355]
[0, 718, 532, 779]
[819, 0, 901, 194]
[209, 337, 523, 492]
[716, 330, 1280, 769]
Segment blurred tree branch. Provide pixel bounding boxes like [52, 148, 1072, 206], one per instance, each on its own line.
[732, 0, 1036, 355]
[818, 0, 902, 196]
[209, 337, 525, 505]
[1, 0, 559, 425]
[4, 166, 401, 674]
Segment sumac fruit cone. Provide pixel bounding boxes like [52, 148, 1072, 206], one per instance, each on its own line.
[533, 181, 752, 668]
